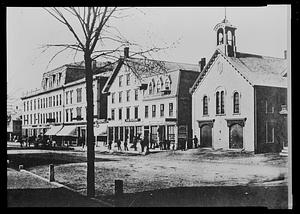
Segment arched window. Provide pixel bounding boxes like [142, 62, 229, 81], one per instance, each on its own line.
[149, 82, 153, 95]
[216, 90, 225, 115]
[216, 91, 220, 114]
[157, 80, 161, 93]
[227, 30, 232, 46]
[233, 92, 240, 113]
[221, 91, 225, 114]
[165, 78, 170, 90]
[203, 96, 208, 115]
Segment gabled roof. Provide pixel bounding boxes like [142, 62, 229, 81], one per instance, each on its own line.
[190, 49, 288, 94]
[102, 57, 199, 93]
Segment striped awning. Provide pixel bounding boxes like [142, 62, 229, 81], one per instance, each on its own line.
[44, 125, 63, 136]
[56, 125, 77, 137]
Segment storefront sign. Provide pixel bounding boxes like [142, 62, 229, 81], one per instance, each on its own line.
[125, 118, 141, 122]
[165, 118, 177, 122]
[178, 125, 188, 139]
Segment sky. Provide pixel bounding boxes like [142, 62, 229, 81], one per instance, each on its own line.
[7, 6, 290, 104]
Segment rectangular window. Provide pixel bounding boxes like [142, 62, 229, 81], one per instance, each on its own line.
[145, 106, 149, 118]
[56, 112, 58, 123]
[126, 73, 130, 86]
[59, 111, 61, 122]
[66, 109, 69, 122]
[24, 102, 26, 112]
[34, 114, 36, 124]
[135, 89, 138, 101]
[56, 95, 59, 106]
[49, 97, 52, 108]
[169, 103, 173, 117]
[134, 106, 139, 119]
[30, 100, 32, 111]
[34, 99, 36, 110]
[53, 96, 55, 107]
[70, 90, 73, 104]
[27, 101, 29, 111]
[111, 109, 115, 120]
[111, 92, 115, 104]
[266, 121, 275, 143]
[119, 108, 122, 120]
[30, 114, 32, 124]
[78, 88, 83, 103]
[119, 91, 122, 103]
[160, 104, 164, 117]
[37, 99, 40, 110]
[152, 105, 156, 118]
[70, 109, 73, 121]
[46, 98, 48, 108]
[126, 107, 130, 120]
[76, 107, 82, 118]
[59, 94, 62, 105]
[167, 125, 175, 141]
[66, 91, 69, 105]
[126, 90, 130, 102]
[119, 75, 123, 87]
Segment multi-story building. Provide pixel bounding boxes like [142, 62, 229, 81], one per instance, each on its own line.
[7, 100, 22, 141]
[102, 48, 201, 149]
[190, 17, 288, 153]
[21, 61, 113, 144]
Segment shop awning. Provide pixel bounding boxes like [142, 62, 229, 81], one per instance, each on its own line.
[44, 125, 63, 136]
[56, 125, 77, 137]
[94, 124, 107, 136]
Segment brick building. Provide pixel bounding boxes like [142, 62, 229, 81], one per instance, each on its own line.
[21, 61, 113, 145]
[102, 48, 200, 149]
[190, 17, 288, 153]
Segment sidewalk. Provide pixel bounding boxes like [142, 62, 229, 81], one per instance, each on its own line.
[7, 168, 112, 207]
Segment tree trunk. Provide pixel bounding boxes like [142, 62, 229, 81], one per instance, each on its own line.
[84, 53, 95, 197]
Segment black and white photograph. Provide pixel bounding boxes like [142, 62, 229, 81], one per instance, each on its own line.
[6, 5, 292, 208]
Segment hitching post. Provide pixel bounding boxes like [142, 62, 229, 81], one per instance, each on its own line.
[115, 180, 124, 207]
[49, 164, 55, 182]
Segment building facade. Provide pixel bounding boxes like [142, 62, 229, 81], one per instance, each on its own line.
[190, 17, 288, 153]
[103, 50, 200, 149]
[21, 61, 113, 144]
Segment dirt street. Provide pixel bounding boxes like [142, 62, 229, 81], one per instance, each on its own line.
[23, 148, 288, 198]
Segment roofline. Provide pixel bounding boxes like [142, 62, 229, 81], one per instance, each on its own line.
[102, 59, 124, 94]
[189, 49, 255, 95]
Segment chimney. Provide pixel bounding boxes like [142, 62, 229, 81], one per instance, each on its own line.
[199, 58, 206, 71]
[284, 50, 287, 59]
[124, 47, 129, 58]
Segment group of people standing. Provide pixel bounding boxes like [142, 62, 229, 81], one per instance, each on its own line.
[108, 133, 150, 153]
[14, 134, 53, 148]
[107, 135, 199, 152]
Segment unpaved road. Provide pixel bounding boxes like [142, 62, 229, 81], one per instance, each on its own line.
[19, 148, 288, 197]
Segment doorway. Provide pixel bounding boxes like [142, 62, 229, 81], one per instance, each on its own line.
[200, 125, 212, 147]
[229, 124, 243, 149]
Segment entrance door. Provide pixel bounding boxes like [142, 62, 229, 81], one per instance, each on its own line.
[200, 125, 212, 147]
[229, 124, 243, 149]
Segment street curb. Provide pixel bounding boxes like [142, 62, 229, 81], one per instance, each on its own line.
[19, 169, 114, 207]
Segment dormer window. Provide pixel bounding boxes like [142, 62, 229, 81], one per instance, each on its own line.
[157, 80, 161, 93]
[149, 82, 153, 95]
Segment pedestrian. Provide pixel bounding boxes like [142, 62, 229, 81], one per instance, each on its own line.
[133, 135, 138, 151]
[124, 140, 129, 151]
[108, 140, 112, 150]
[117, 139, 122, 151]
[193, 135, 198, 148]
[17, 136, 23, 148]
[140, 137, 144, 153]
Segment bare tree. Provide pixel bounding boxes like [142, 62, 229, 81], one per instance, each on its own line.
[43, 7, 170, 197]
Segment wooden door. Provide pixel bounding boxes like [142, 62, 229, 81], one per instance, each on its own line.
[200, 125, 212, 147]
[229, 124, 243, 149]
